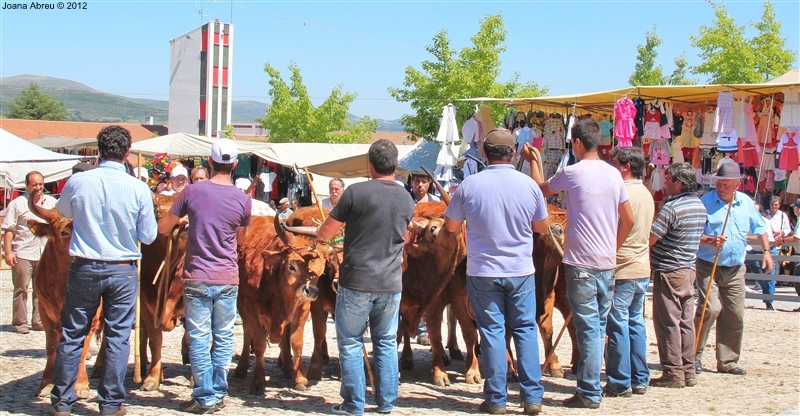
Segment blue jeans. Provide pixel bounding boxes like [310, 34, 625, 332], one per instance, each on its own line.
[51, 261, 137, 415]
[335, 286, 400, 415]
[466, 275, 543, 408]
[565, 265, 614, 405]
[605, 277, 650, 393]
[762, 247, 778, 307]
[184, 282, 238, 408]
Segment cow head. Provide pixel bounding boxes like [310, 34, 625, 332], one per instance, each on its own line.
[152, 193, 177, 220]
[262, 214, 326, 303]
[27, 191, 73, 259]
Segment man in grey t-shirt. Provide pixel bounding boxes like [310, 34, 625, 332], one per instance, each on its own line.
[317, 139, 414, 416]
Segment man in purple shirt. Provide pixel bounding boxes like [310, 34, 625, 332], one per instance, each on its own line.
[158, 139, 251, 414]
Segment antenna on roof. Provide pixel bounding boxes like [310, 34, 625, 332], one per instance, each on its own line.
[196, 0, 210, 25]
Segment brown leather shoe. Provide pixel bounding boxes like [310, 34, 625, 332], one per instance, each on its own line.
[685, 377, 697, 387]
[651, 375, 685, 388]
[563, 394, 600, 409]
[47, 408, 71, 416]
[524, 402, 542, 414]
[479, 401, 507, 415]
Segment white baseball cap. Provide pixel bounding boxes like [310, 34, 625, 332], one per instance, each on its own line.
[134, 167, 149, 179]
[211, 138, 238, 164]
[171, 165, 188, 179]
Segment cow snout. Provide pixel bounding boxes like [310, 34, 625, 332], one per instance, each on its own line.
[297, 285, 319, 301]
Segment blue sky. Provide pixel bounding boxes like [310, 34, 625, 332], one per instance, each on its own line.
[1, 0, 798, 121]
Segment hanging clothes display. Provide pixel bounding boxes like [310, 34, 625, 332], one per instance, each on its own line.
[774, 169, 788, 191]
[633, 97, 646, 137]
[732, 97, 746, 134]
[461, 114, 483, 179]
[777, 129, 800, 171]
[614, 97, 636, 146]
[787, 170, 800, 195]
[671, 141, 685, 163]
[650, 167, 664, 191]
[763, 147, 777, 171]
[642, 109, 661, 140]
[542, 114, 566, 178]
[714, 90, 734, 133]
[716, 129, 739, 153]
[700, 110, 717, 148]
[781, 86, 800, 127]
[680, 109, 696, 148]
[650, 138, 670, 165]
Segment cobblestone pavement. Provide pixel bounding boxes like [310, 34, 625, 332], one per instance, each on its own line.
[1, 269, 798, 415]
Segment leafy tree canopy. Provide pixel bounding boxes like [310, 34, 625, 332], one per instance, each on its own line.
[388, 13, 547, 140]
[629, 26, 695, 86]
[6, 82, 70, 120]
[258, 62, 376, 144]
[691, 1, 794, 84]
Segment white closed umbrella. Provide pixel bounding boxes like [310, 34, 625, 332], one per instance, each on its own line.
[433, 104, 459, 189]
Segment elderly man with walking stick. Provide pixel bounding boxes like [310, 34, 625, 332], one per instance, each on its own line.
[694, 162, 772, 376]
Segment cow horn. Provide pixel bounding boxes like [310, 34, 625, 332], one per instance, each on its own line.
[274, 214, 291, 245]
[281, 225, 319, 237]
[27, 190, 58, 222]
[419, 165, 451, 206]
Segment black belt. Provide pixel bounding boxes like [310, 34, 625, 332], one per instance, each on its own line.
[72, 257, 136, 267]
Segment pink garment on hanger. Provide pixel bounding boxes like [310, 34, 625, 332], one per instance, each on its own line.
[614, 97, 636, 146]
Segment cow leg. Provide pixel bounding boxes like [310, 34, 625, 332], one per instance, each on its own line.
[538, 289, 564, 378]
[505, 332, 519, 382]
[445, 305, 463, 361]
[288, 308, 311, 391]
[234, 322, 252, 379]
[141, 325, 164, 391]
[250, 333, 269, 394]
[427, 302, 450, 387]
[450, 298, 481, 385]
[38, 314, 59, 397]
[278, 323, 293, 379]
[181, 327, 190, 365]
[90, 330, 108, 379]
[308, 301, 328, 380]
[553, 270, 578, 374]
[399, 326, 414, 371]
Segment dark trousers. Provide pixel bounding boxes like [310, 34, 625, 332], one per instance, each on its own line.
[652, 269, 696, 379]
[51, 261, 137, 415]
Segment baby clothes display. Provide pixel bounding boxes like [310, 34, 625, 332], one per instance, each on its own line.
[700, 110, 717, 148]
[598, 118, 614, 146]
[781, 87, 800, 127]
[650, 167, 664, 191]
[744, 100, 758, 144]
[777, 129, 799, 171]
[716, 129, 739, 153]
[774, 169, 787, 191]
[642, 109, 661, 140]
[650, 138, 670, 165]
[714, 90, 734, 133]
[672, 141, 684, 163]
[787, 170, 800, 195]
[763, 147, 777, 171]
[681, 109, 696, 148]
[633, 97, 647, 137]
[742, 141, 760, 168]
[614, 97, 636, 146]
[733, 98, 746, 134]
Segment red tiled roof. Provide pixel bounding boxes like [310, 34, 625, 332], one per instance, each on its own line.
[0, 118, 168, 142]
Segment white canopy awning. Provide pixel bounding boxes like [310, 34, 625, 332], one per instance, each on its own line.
[28, 135, 97, 149]
[0, 128, 84, 189]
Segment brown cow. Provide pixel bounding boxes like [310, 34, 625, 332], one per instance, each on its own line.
[533, 205, 578, 378]
[27, 201, 103, 399]
[233, 215, 327, 393]
[135, 194, 191, 391]
[399, 201, 477, 386]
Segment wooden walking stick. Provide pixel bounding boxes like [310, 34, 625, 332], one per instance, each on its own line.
[133, 152, 143, 384]
[298, 165, 376, 395]
[694, 195, 735, 355]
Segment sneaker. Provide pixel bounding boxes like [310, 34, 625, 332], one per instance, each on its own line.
[523, 402, 542, 414]
[417, 334, 430, 346]
[331, 403, 360, 415]
[563, 394, 600, 409]
[478, 401, 507, 414]
[179, 400, 216, 414]
[602, 386, 632, 398]
[632, 385, 647, 395]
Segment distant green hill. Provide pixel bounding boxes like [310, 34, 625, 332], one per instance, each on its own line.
[0, 75, 404, 130]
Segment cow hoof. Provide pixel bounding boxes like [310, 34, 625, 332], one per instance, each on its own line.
[400, 360, 414, 371]
[465, 371, 481, 384]
[307, 368, 322, 380]
[38, 384, 54, 398]
[77, 388, 91, 400]
[293, 382, 308, 391]
[432, 373, 450, 387]
[250, 382, 265, 395]
[549, 367, 565, 378]
[448, 349, 464, 361]
[141, 380, 160, 391]
[233, 366, 248, 379]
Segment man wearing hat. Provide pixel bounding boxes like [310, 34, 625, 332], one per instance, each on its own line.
[161, 165, 189, 196]
[158, 138, 251, 413]
[277, 197, 293, 219]
[445, 128, 549, 415]
[522, 118, 634, 409]
[694, 161, 772, 376]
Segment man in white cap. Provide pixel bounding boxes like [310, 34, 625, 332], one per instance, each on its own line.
[158, 138, 251, 414]
[236, 178, 276, 217]
[277, 197, 293, 219]
[161, 165, 189, 196]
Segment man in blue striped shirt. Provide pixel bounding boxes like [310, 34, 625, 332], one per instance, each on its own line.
[649, 162, 706, 389]
[48, 126, 157, 416]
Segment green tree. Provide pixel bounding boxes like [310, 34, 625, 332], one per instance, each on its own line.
[5, 82, 70, 120]
[258, 62, 377, 144]
[691, 1, 794, 84]
[388, 13, 547, 140]
[629, 27, 695, 86]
